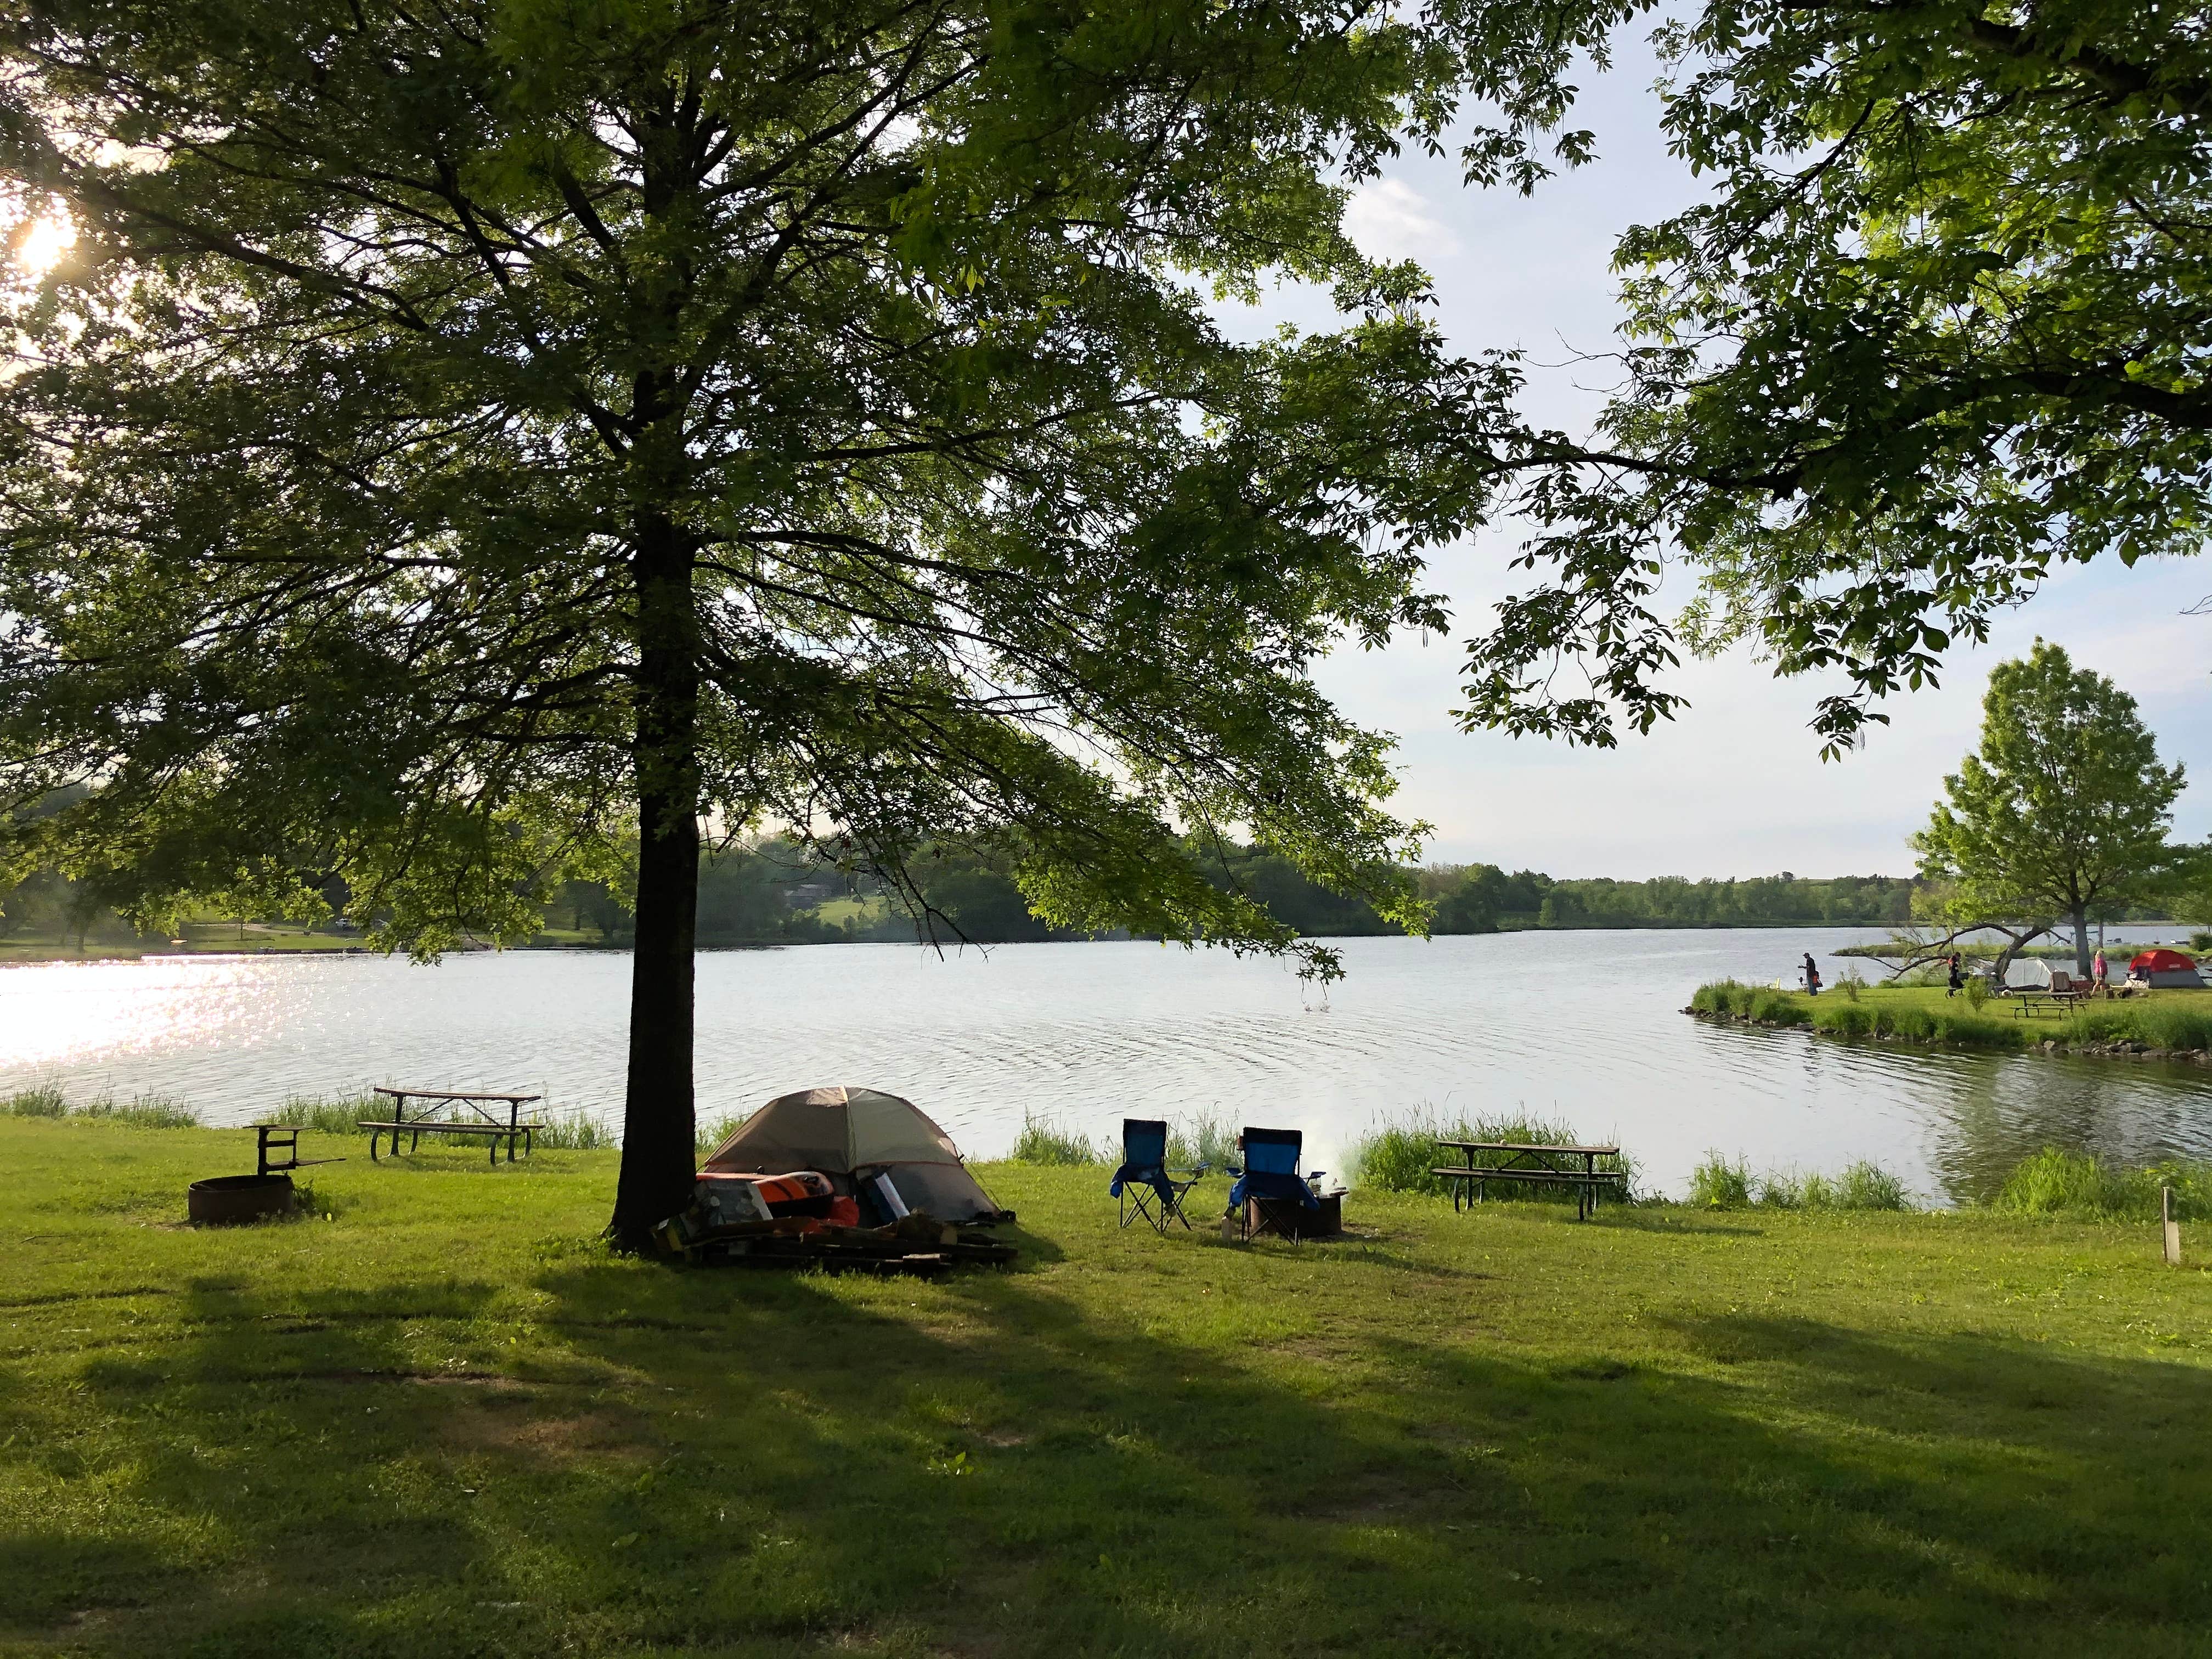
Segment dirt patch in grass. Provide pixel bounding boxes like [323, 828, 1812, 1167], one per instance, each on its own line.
[436, 1399, 657, 1462]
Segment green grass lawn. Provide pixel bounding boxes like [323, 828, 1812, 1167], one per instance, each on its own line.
[810, 896, 888, 927]
[5, 1119, 2212, 1657]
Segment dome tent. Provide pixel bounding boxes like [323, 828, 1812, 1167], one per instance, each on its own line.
[2129, 949, 2205, 989]
[704, 1086, 1007, 1223]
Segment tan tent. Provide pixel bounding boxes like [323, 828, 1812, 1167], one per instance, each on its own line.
[703, 1086, 1006, 1223]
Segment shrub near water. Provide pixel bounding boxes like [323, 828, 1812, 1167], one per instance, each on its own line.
[1695, 978, 2212, 1053]
[1689, 1153, 1752, 1208]
[3, 1084, 67, 1118]
[1012, 1111, 1101, 1166]
[1014, 1110, 1238, 1171]
[80, 1093, 201, 1129]
[1689, 980, 1807, 1026]
[1994, 1148, 2212, 1221]
[2064, 1002, 2212, 1051]
[270, 1093, 379, 1135]
[4, 1084, 198, 1127]
[1696, 1152, 1910, 1211]
[1167, 1111, 1239, 1172]
[1691, 980, 2029, 1049]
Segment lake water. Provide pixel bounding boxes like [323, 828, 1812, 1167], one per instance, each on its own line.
[3, 928, 2208, 1203]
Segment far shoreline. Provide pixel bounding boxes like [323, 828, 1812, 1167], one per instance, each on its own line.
[0, 918, 2197, 967]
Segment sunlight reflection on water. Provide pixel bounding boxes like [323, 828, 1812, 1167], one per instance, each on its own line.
[2, 928, 2208, 1201]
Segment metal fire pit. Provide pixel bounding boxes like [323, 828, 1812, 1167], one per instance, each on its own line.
[188, 1172, 295, 1224]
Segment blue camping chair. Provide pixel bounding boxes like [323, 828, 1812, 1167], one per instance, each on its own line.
[1227, 1126, 1320, 1241]
[1109, 1118, 1205, 1233]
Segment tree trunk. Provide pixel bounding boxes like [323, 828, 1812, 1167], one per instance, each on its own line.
[2070, 904, 2091, 980]
[609, 509, 702, 1250]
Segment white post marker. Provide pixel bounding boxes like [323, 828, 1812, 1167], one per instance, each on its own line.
[2164, 1184, 2182, 1267]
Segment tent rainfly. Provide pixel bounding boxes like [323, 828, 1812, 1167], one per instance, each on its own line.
[704, 1086, 1007, 1223]
[2130, 949, 2206, 989]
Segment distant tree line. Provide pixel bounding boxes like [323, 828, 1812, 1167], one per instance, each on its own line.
[0, 842, 2007, 950]
[1424, 869, 1924, 934]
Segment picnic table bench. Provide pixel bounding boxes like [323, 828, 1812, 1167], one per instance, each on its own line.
[2010, 987, 2089, 1018]
[1433, 1139, 1626, 1222]
[358, 1087, 541, 1166]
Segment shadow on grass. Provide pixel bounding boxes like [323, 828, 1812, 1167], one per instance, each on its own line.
[7, 1255, 2212, 1656]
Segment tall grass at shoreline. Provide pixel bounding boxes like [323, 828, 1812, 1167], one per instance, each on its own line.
[1994, 1148, 2212, 1221]
[1690, 1151, 1911, 1211]
[4, 1082, 199, 1128]
[1011, 1111, 1102, 1165]
[1692, 978, 2212, 1052]
[1167, 1111, 1240, 1171]
[1010, 1110, 1242, 1170]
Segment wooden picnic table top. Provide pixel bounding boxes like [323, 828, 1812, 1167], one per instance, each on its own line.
[1435, 1139, 1621, 1158]
[375, 1086, 541, 1103]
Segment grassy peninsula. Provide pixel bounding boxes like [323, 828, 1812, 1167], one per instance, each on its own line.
[1691, 979, 2212, 1059]
[5, 1117, 2211, 1657]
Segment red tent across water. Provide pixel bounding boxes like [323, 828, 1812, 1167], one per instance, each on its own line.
[2130, 949, 2197, 973]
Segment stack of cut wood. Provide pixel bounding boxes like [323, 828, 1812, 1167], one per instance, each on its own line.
[659, 1210, 1017, 1275]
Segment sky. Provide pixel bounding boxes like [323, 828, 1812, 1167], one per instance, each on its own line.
[1268, 30, 2212, 880]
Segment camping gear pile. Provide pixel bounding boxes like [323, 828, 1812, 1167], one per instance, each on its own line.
[653, 1086, 1017, 1274]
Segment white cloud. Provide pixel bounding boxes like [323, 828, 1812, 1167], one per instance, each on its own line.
[1342, 178, 1460, 263]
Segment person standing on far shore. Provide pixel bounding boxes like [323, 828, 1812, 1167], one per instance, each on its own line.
[2094, 947, 2109, 997]
[1946, 953, 1964, 997]
[1802, 952, 1821, 996]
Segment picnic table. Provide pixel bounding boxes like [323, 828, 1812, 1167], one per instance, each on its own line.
[1432, 1139, 1626, 1222]
[358, 1087, 542, 1166]
[2010, 987, 2089, 1018]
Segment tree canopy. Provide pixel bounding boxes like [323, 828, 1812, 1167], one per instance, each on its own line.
[1910, 642, 2187, 975]
[0, 0, 1626, 1241]
[1458, 0, 2212, 754]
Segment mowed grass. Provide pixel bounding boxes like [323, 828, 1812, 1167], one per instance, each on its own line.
[3, 1121, 2212, 1657]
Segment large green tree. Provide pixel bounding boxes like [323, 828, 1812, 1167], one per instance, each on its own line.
[0, 0, 1609, 1243]
[1910, 642, 2186, 977]
[1458, 0, 2212, 754]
